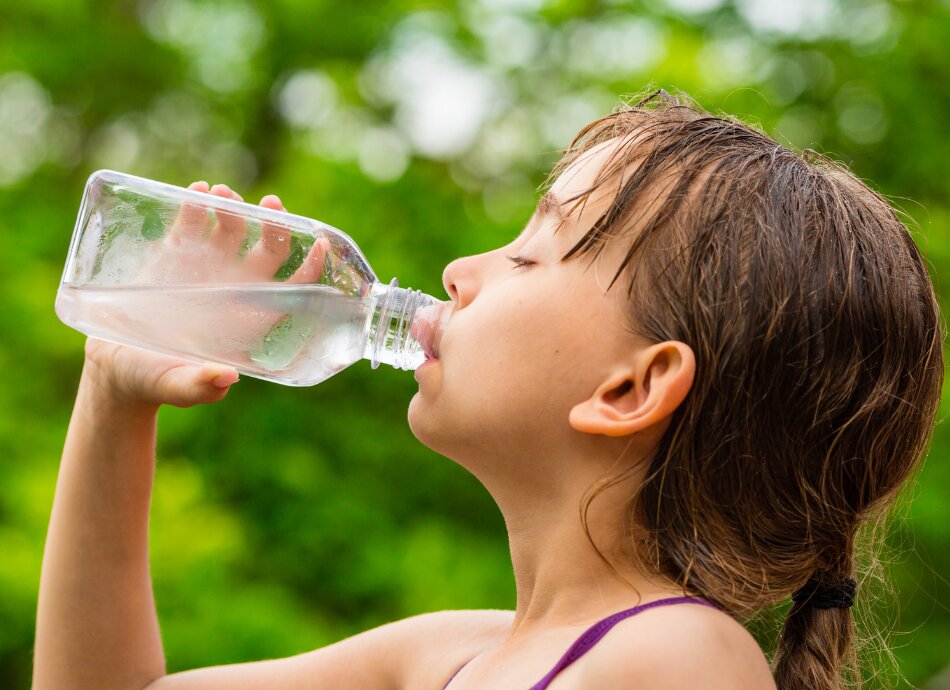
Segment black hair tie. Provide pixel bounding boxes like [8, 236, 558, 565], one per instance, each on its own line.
[792, 577, 857, 610]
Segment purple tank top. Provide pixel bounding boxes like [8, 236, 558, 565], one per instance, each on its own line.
[441, 596, 717, 690]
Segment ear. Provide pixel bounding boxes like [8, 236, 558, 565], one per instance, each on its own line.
[568, 341, 695, 438]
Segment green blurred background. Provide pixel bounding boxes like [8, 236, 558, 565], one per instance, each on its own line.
[1, 0, 948, 687]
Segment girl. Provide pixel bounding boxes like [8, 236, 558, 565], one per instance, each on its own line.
[33, 90, 944, 690]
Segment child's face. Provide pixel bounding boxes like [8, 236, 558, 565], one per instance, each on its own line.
[409, 138, 658, 475]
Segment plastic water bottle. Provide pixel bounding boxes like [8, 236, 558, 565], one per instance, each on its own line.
[55, 170, 450, 386]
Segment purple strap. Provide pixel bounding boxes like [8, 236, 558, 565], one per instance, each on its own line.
[441, 596, 717, 690]
[526, 596, 717, 688]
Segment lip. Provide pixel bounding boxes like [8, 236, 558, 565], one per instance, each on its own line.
[414, 355, 438, 380]
[410, 303, 448, 359]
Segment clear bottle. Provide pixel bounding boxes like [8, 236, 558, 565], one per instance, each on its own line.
[55, 170, 450, 386]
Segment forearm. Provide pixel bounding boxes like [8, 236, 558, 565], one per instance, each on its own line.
[34, 365, 166, 690]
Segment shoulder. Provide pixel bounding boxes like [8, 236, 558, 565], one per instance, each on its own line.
[577, 601, 776, 690]
[145, 609, 515, 690]
[399, 608, 516, 642]
[396, 609, 515, 686]
[376, 608, 514, 667]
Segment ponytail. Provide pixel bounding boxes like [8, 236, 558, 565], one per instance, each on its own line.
[773, 576, 858, 690]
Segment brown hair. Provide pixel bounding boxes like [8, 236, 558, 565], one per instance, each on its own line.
[551, 90, 945, 689]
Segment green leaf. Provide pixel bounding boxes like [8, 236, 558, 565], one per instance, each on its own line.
[141, 210, 165, 240]
[274, 235, 310, 281]
[248, 314, 314, 371]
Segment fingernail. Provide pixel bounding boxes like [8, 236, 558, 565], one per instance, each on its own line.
[211, 374, 239, 388]
[208, 369, 239, 388]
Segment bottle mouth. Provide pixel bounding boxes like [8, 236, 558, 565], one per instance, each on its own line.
[365, 279, 451, 371]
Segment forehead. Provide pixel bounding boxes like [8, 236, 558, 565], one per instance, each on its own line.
[537, 137, 635, 259]
[538, 136, 652, 300]
[549, 136, 634, 207]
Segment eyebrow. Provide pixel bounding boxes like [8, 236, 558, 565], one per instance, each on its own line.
[513, 190, 566, 241]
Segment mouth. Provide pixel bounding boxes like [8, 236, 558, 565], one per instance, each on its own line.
[412, 305, 445, 361]
[418, 326, 438, 360]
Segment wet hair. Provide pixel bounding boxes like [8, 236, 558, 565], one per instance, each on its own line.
[549, 89, 945, 690]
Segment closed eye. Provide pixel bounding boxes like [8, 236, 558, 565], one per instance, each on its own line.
[505, 254, 534, 268]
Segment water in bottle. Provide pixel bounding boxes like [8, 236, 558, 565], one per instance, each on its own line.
[55, 170, 450, 386]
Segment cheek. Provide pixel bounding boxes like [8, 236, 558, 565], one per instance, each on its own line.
[445, 286, 585, 407]
[453, 288, 550, 370]
[412, 280, 610, 453]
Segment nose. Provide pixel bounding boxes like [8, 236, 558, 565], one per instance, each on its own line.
[443, 245, 501, 310]
[442, 253, 483, 310]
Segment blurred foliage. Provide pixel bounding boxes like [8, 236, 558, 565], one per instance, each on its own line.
[1, 0, 948, 687]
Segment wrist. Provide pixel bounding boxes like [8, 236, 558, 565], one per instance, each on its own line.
[78, 359, 161, 421]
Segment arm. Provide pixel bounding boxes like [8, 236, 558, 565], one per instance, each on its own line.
[33, 181, 280, 689]
[33, 331, 242, 690]
[34, 340, 515, 690]
[33, 183, 502, 689]
[33, 359, 172, 690]
[144, 609, 515, 690]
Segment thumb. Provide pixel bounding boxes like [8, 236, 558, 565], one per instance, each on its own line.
[203, 365, 241, 389]
[158, 364, 240, 407]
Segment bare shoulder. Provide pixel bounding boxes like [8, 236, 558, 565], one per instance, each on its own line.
[578, 602, 776, 690]
[406, 607, 516, 637]
[147, 608, 514, 690]
[400, 609, 516, 684]
[396, 608, 515, 688]
[298, 608, 515, 688]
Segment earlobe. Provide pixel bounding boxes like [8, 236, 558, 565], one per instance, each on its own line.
[568, 342, 696, 438]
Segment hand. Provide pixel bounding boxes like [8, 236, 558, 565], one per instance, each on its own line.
[82, 182, 330, 409]
[82, 336, 239, 410]
[145, 181, 329, 285]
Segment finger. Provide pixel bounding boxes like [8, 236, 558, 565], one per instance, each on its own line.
[259, 195, 291, 254]
[287, 237, 331, 284]
[205, 365, 240, 389]
[244, 195, 292, 278]
[208, 184, 248, 256]
[159, 364, 240, 408]
[168, 181, 211, 244]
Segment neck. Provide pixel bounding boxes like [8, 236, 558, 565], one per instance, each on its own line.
[474, 446, 688, 640]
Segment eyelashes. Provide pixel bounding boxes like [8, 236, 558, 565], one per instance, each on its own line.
[505, 254, 534, 268]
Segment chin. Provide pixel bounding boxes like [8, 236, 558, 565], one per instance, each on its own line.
[406, 394, 467, 461]
[406, 392, 438, 446]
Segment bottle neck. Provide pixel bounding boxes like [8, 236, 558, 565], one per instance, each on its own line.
[363, 278, 445, 371]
